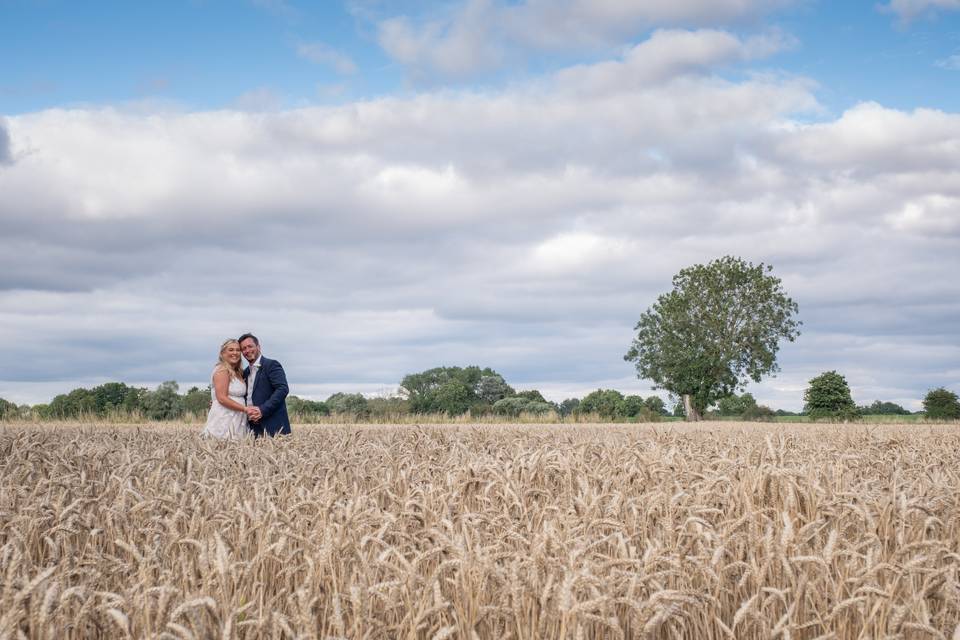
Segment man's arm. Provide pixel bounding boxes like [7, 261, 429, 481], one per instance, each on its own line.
[258, 360, 289, 419]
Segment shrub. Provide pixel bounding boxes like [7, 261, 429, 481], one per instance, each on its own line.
[804, 371, 859, 421]
[643, 396, 666, 415]
[617, 395, 646, 418]
[287, 396, 330, 421]
[579, 389, 625, 419]
[326, 393, 370, 417]
[923, 387, 960, 420]
[493, 397, 528, 417]
[0, 397, 17, 420]
[558, 398, 580, 417]
[741, 404, 776, 422]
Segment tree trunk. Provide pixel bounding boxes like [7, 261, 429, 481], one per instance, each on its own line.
[683, 394, 702, 421]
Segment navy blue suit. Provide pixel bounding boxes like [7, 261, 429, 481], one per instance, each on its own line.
[245, 356, 291, 437]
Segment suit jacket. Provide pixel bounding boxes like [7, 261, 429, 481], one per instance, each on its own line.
[245, 356, 291, 436]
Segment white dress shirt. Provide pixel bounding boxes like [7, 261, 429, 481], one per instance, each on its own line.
[246, 355, 262, 406]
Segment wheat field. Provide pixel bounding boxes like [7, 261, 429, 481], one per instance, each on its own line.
[1, 422, 958, 639]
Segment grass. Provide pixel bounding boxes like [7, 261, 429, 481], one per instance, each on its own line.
[1, 421, 959, 638]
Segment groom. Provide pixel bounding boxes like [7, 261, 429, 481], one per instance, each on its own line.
[238, 333, 291, 437]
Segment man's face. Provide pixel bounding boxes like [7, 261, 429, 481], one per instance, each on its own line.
[240, 338, 261, 363]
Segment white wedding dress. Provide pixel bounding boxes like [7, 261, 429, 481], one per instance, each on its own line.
[200, 371, 250, 439]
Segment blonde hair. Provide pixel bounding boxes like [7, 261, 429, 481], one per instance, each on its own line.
[215, 339, 244, 381]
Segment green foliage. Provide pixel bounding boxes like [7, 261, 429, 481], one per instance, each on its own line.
[856, 400, 911, 416]
[579, 389, 625, 419]
[46, 388, 93, 418]
[326, 393, 370, 417]
[367, 396, 410, 418]
[476, 375, 514, 404]
[493, 396, 553, 417]
[643, 396, 666, 415]
[142, 381, 185, 421]
[44, 382, 148, 419]
[0, 397, 17, 420]
[617, 395, 646, 418]
[400, 366, 509, 415]
[713, 392, 774, 420]
[741, 403, 776, 422]
[434, 381, 473, 416]
[716, 393, 757, 416]
[287, 396, 330, 421]
[183, 386, 211, 416]
[558, 398, 580, 417]
[525, 401, 555, 416]
[922, 387, 960, 420]
[624, 256, 800, 420]
[142, 380, 184, 420]
[94, 382, 135, 413]
[515, 389, 547, 403]
[804, 371, 859, 421]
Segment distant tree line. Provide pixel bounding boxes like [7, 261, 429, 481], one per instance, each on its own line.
[288, 367, 672, 422]
[6, 256, 958, 425]
[0, 381, 211, 421]
[1, 367, 957, 423]
[0, 366, 669, 423]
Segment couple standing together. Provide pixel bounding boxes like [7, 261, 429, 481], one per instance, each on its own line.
[201, 333, 291, 439]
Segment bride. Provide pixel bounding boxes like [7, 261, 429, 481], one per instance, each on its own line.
[200, 339, 251, 439]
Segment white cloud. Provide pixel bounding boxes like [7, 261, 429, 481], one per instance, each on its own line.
[553, 28, 795, 94]
[771, 102, 960, 176]
[881, 0, 960, 22]
[936, 54, 960, 70]
[375, 0, 796, 79]
[378, 0, 504, 79]
[0, 117, 12, 165]
[531, 232, 632, 274]
[234, 86, 284, 112]
[501, 0, 795, 48]
[1, 43, 959, 410]
[887, 195, 960, 234]
[296, 42, 358, 75]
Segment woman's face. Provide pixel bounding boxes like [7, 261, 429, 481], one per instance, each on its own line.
[222, 343, 242, 365]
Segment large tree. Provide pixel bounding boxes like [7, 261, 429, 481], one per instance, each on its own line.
[400, 366, 506, 414]
[141, 381, 185, 421]
[804, 370, 858, 421]
[624, 256, 800, 421]
[326, 392, 370, 417]
[716, 392, 758, 417]
[579, 389, 625, 419]
[923, 387, 960, 420]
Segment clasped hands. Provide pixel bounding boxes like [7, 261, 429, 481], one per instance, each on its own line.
[245, 406, 262, 422]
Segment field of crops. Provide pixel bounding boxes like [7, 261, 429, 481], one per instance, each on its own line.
[2, 422, 959, 639]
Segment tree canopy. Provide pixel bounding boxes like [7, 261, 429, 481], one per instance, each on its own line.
[400, 366, 499, 414]
[325, 393, 370, 417]
[804, 371, 858, 421]
[579, 389, 625, 419]
[716, 392, 758, 416]
[624, 256, 800, 420]
[0, 397, 18, 420]
[922, 387, 960, 420]
[856, 400, 911, 416]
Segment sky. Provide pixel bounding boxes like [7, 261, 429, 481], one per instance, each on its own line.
[1, 0, 959, 411]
